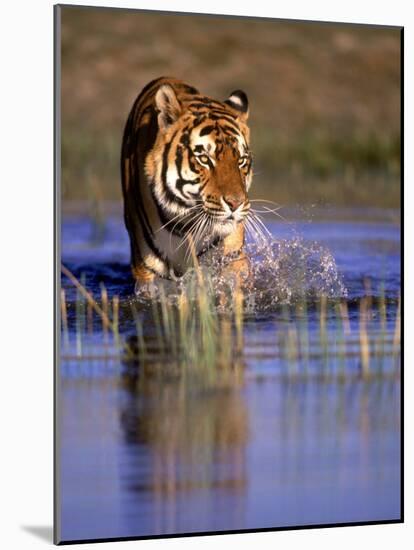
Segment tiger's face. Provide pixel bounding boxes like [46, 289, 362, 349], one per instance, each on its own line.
[148, 85, 252, 239]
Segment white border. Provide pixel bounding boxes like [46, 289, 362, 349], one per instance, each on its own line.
[0, 1, 410, 548]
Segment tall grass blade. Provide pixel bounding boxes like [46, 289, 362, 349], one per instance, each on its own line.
[359, 297, 370, 379]
[60, 288, 70, 351]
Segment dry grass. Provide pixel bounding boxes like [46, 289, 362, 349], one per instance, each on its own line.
[60, 6, 401, 208]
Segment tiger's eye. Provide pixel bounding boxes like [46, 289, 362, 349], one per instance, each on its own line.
[198, 154, 210, 165]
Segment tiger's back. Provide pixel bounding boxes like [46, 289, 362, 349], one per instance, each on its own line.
[121, 77, 253, 283]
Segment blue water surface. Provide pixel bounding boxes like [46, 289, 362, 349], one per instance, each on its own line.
[58, 208, 401, 542]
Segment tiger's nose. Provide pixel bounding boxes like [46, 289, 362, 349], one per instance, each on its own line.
[223, 195, 245, 211]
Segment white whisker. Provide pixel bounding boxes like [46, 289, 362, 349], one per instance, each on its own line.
[250, 211, 273, 239]
[245, 216, 266, 245]
[174, 212, 205, 254]
[190, 214, 209, 257]
[244, 218, 256, 243]
[250, 199, 283, 208]
[251, 205, 286, 221]
[170, 205, 203, 234]
[155, 203, 201, 233]
[184, 214, 207, 263]
[176, 212, 206, 256]
[169, 207, 204, 250]
[250, 199, 291, 223]
[248, 214, 270, 245]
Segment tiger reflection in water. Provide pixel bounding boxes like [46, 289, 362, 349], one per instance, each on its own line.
[119, 346, 248, 525]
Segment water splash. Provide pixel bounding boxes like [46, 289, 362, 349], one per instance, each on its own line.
[134, 236, 347, 311]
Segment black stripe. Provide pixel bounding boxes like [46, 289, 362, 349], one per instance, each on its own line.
[188, 153, 199, 173]
[211, 108, 238, 118]
[161, 132, 176, 182]
[199, 124, 216, 136]
[160, 136, 193, 208]
[193, 116, 206, 126]
[162, 182, 189, 208]
[180, 132, 190, 147]
[150, 188, 191, 238]
[150, 182, 200, 238]
[176, 178, 200, 197]
[176, 145, 184, 176]
[210, 113, 239, 125]
[175, 147, 201, 198]
[181, 84, 199, 94]
[127, 152, 170, 264]
[220, 124, 240, 137]
[132, 193, 164, 260]
[188, 100, 213, 109]
[150, 184, 173, 225]
[133, 164, 154, 238]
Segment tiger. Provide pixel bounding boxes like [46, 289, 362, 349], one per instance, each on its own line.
[121, 77, 253, 286]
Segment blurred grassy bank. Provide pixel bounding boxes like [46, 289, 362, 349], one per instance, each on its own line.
[60, 7, 401, 209]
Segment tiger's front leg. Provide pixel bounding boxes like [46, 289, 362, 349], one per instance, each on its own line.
[221, 223, 250, 284]
[132, 263, 155, 285]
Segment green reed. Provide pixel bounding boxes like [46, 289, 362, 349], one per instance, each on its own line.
[377, 282, 387, 374]
[75, 273, 86, 357]
[100, 282, 109, 346]
[297, 298, 310, 375]
[60, 288, 69, 351]
[393, 294, 401, 372]
[87, 300, 94, 335]
[319, 294, 329, 374]
[61, 264, 126, 360]
[61, 265, 401, 382]
[112, 295, 120, 352]
[334, 301, 348, 380]
[359, 297, 370, 379]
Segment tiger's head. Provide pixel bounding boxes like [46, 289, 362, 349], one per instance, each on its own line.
[147, 84, 252, 238]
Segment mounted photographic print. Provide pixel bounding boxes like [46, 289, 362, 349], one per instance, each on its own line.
[54, 4, 403, 545]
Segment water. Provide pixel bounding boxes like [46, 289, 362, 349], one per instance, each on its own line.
[61, 212, 401, 302]
[58, 208, 401, 542]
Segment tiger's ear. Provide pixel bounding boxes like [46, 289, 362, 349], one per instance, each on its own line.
[155, 84, 182, 131]
[224, 90, 249, 121]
